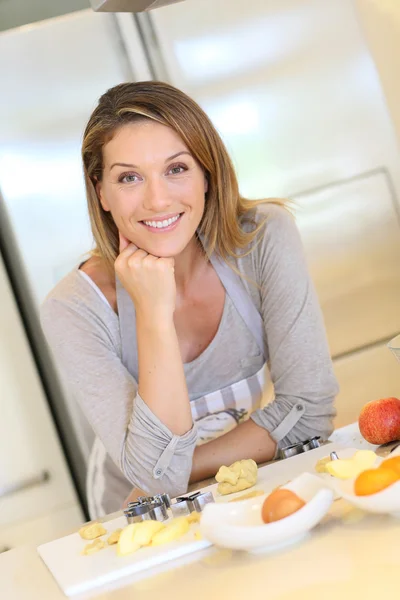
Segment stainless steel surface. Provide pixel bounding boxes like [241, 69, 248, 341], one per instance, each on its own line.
[147, 502, 169, 522]
[125, 496, 170, 522]
[280, 444, 305, 459]
[302, 437, 322, 452]
[152, 493, 171, 509]
[330, 452, 339, 461]
[91, 0, 184, 12]
[171, 491, 215, 517]
[0, 470, 50, 500]
[191, 491, 214, 512]
[137, 496, 153, 504]
[170, 501, 191, 518]
[124, 502, 152, 523]
[280, 437, 322, 459]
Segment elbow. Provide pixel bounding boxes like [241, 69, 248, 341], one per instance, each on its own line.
[120, 437, 194, 499]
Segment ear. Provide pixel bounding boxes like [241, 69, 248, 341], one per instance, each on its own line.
[95, 180, 110, 212]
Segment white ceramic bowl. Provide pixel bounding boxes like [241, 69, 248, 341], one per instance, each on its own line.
[200, 472, 334, 553]
[335, 476, 400, 517]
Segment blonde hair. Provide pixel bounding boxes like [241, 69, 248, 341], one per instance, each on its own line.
[82, 81, 285, 269]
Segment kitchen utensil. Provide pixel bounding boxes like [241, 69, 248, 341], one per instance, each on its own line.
[280, 436, 322, 459]
[170, 491, 214, 517]
[375, 440, 400, 458]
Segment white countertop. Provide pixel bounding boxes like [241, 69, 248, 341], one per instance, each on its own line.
[2, 424, 399, 600]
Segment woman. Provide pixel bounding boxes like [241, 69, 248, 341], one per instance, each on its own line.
[41, 81, 338, 518]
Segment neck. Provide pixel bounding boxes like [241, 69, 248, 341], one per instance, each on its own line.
[174, 236, 206, 295]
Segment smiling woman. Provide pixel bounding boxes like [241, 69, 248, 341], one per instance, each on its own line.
[40, 81, 338, 518]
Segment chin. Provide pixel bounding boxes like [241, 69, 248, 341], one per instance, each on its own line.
[142, 238, 191, 258]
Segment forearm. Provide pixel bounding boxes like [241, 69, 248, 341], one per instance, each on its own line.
[136, 314, 192, 435]
[189, 419, 277, 483]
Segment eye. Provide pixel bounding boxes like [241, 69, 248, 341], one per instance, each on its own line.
[118, 172, 140, 184]
[167, 163, 187, 175]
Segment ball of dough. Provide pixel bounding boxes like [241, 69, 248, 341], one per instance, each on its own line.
[215, 459, 258, 495]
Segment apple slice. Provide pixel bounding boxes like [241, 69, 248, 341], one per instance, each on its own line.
[325, 450, 377, 479]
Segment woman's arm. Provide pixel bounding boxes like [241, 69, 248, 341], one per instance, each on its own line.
[40, 280, 196, 499]
[191, 204, 339, 483]
[116, 237, 193, 436]
[248, 204, 339, 449]
[190, 419, 276, 483]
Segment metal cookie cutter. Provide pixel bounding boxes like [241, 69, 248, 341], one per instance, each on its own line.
[170, 491, 214, 518]
[280, 436, 322, 459]
[152, 493, 171, 509]
[124, 501, 152, 524]
[124, 493, 171, 524]
[137, 493, 171, 510]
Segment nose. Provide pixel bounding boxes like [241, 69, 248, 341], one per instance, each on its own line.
[142, 175, 172, 213]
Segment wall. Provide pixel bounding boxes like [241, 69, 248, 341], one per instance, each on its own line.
[354, 0, 400, 151]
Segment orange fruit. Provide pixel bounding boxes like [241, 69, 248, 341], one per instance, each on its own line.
[354, 467, 400, 496]
[261, 488, 305, 523]
[379, 456, 400, 476]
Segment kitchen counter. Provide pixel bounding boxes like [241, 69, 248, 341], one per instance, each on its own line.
[2, 424, 400, 600]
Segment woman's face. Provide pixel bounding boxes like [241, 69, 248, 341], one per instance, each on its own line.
[97, 120, 207, 257]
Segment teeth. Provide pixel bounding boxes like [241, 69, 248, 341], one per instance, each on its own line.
[143, 214, 180, 229]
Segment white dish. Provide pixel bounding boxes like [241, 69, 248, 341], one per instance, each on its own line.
[200, 472, 334, 553]
[334, 475, 400, 517]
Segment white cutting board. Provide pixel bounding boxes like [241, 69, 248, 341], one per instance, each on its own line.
[37, 441, 349, 597]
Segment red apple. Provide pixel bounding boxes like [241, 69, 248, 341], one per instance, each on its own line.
[359, 397, 400, 445]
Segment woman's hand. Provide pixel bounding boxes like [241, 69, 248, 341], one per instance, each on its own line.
[122, 486, 148, 510]
[115, 232, 176, 321]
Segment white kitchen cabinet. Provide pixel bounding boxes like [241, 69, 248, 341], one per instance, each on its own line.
[0, 251, 83, 530]
[0, 503, 83, 553]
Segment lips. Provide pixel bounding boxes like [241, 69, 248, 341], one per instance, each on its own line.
[140, 212, 183, 232]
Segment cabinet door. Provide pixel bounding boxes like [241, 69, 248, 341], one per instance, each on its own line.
[0, 503, 83, 552]
[0, 253, 81, 527]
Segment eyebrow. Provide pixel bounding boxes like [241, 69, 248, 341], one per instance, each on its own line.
[110, 151, 192, 171]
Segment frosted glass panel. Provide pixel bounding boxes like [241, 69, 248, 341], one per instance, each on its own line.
[0, 10, 131, 305]
[151, 0, 400, 199]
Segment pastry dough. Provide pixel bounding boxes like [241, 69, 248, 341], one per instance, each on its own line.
[215, 459, 258, 495]
[81, 538, 106, 555]
[78, 522, 106, 540]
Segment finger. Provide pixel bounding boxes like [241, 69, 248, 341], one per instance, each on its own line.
[118, 231, 137, 254]
[122, 487, 147, 509]
[126, 248, 149, 269]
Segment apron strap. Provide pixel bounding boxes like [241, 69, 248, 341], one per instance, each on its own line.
[208, 253, 267, 359]
[116, 277, 139, 378]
